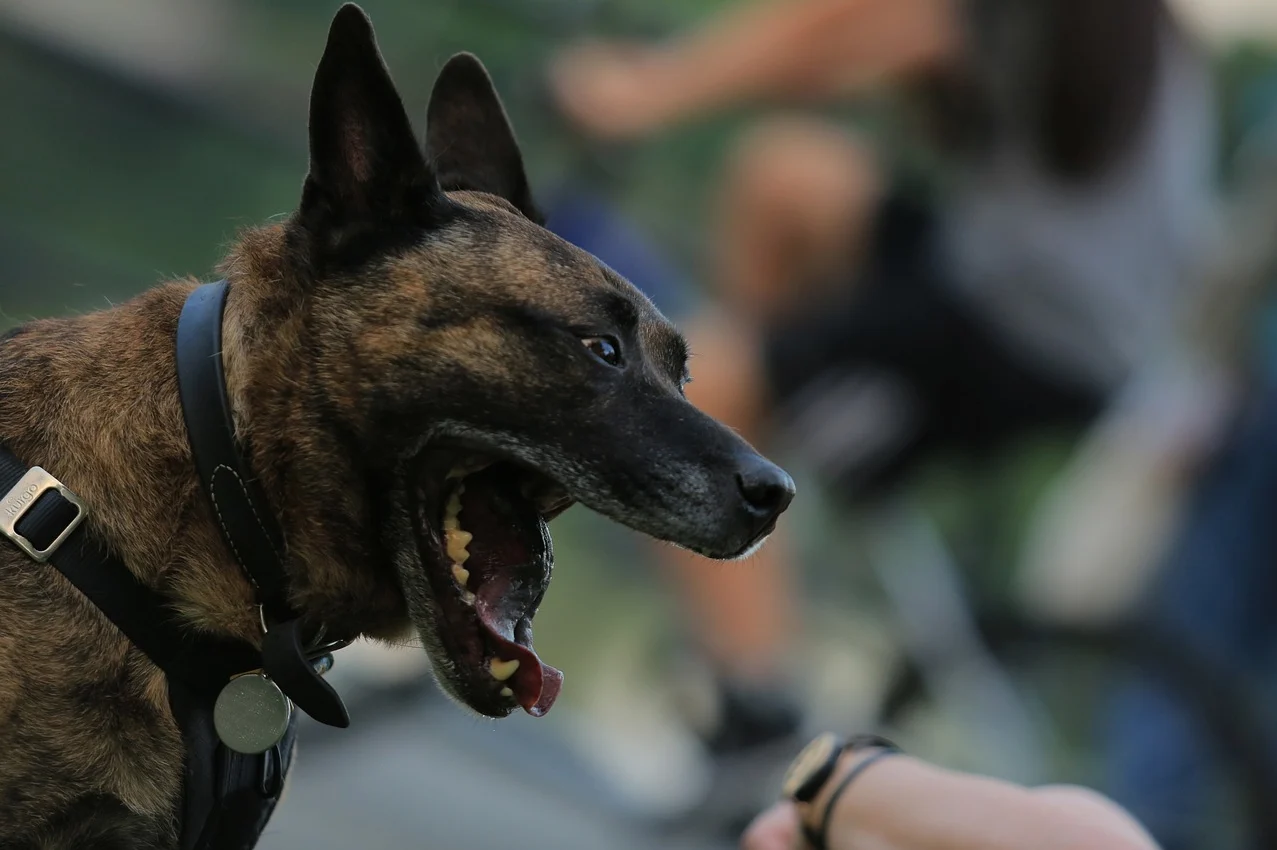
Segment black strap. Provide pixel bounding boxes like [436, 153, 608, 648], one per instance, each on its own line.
[176, 282, 292, 622]
[0, 449, 260, 699]
[1, 445, 301, 848]
[176, 281, 349, 729]
[169, 678, 297, 850]
[803, 738, 900, 850]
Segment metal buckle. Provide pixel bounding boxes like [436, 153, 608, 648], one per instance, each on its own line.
[0, 466, 87, 562]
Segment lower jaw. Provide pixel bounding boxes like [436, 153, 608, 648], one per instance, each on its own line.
[414, 579, 518, 717]
[404, 454, 564, 716]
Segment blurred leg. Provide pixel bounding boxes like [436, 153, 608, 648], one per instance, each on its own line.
[662, 118, 880, 685]
[659, 313, 789, 683]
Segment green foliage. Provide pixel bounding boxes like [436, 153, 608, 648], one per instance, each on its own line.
[0, 0, 731, 323]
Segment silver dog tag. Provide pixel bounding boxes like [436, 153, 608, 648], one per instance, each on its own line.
[214, 673, 293, 755]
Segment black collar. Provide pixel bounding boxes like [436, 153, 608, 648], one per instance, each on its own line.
[175, 280, 349, 727]
[176, 281, 295, 624]
[0, 281, 349, 727]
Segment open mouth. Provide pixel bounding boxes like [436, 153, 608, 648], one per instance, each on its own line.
[410, 447, 574, 718]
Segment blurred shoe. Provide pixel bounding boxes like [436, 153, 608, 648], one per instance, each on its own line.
[662, 670, 807, 841]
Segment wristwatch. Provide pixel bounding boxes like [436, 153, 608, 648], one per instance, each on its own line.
[781, 732, 848, 804]
[781, 733, 899, 849]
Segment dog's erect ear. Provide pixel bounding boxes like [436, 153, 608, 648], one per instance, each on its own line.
[426, 53, 543, 225]
[300, 4, 440, 235]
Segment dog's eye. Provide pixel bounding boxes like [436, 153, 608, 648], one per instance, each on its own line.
[581, 336, 623, 368]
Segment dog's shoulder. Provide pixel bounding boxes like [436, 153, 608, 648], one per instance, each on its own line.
[0, 790, 176, 848]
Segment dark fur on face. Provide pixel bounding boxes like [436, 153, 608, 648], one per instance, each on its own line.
[0, 5, 793, 845]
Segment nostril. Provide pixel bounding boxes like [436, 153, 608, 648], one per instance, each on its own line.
[736, 462, 796, 518]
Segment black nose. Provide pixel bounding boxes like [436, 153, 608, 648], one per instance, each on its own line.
[736, 454, 796, 521]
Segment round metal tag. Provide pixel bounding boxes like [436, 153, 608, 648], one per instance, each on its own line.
[214, 673, 293, 755]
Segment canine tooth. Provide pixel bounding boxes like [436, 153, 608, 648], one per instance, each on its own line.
[489, 658, 519, 681]
[461, 589, 476, 605]
[446, 528, 472, 562]
[451, 564, 471, 587]
[500, 687, 514, 698]
[446, 529, 472, 564]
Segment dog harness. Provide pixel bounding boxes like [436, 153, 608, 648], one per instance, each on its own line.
[0, 281, 351, 849]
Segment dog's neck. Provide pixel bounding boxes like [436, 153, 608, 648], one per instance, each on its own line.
[218, 226, 413, 642]
[0, 234, 411, 646]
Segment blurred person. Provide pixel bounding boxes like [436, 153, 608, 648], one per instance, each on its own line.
[743, 733, 1158, 850]
[1024, 74, 1277, 850]
[1099, 181, 1277, 849]
[1100, 380, 1277, 850]
[549, 0, 1217, 826]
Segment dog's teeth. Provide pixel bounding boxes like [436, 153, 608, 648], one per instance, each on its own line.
[489, 658, 520, 681]
[451, 564, 471, 587]
[461, 589, 476, 605]
[445, 529, 472, 564]
[500, 687, 514, 698]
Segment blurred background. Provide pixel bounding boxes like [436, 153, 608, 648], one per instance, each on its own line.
[5, 1, 1277, 848]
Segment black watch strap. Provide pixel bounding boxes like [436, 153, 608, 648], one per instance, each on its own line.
[784, 733, 849, 804]
[800, 736, 899, 850]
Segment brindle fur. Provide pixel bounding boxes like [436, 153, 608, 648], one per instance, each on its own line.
[0, 6, 792, 846]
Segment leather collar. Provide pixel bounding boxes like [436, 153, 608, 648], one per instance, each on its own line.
[175, 280, 350, 728]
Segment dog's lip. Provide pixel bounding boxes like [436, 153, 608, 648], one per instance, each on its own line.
[409, 448, 567, 717]
[422, 439, 578, 524]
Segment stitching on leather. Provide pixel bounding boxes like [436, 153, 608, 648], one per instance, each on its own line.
[210, 463, 283, 566]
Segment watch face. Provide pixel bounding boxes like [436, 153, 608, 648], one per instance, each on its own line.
[782, 732, 843, 802]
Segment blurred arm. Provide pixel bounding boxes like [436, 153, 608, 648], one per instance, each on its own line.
[647, 0, 957, 106]
[817, 753, 1158, 850]
[551, 0, 959, 138]
[742, 752, 1158, 850]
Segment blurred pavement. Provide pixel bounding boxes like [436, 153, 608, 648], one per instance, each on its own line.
[260, 688, 730, 850]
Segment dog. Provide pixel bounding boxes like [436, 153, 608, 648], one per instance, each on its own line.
[0, 4, 794, 847]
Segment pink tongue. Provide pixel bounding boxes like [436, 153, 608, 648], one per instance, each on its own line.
[475, 593, 562, 716]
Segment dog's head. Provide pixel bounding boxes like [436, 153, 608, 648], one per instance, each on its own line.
[248, 4, 793, 719]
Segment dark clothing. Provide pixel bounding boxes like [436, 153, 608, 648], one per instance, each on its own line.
[763, 191, 1103, 500]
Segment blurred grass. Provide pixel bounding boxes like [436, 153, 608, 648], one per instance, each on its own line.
[0, 0, 742, 319]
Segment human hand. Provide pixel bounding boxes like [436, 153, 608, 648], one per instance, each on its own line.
[741, 801, 805, 850]
[547, 42, 677, 139]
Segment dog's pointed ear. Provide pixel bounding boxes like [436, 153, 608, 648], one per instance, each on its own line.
[425, 53, 543, 225]
[299, 4, 441, 236]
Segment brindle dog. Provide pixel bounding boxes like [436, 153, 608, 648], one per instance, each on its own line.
[0, 4, 794, 846]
